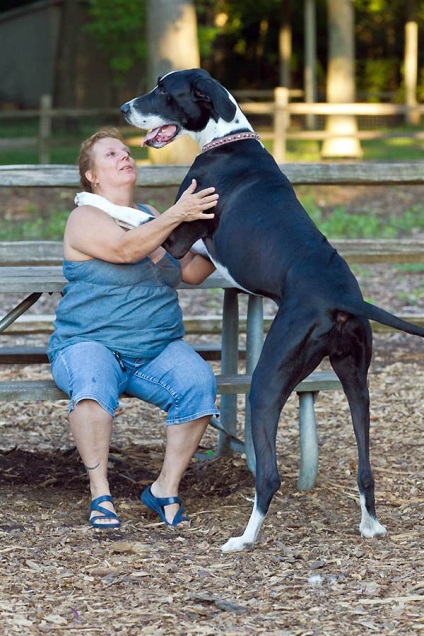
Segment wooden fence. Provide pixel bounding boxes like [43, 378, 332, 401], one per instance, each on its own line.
[1, 90, 423, 163]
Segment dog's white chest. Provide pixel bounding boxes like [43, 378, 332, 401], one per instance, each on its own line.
[191, 240, 253, 294]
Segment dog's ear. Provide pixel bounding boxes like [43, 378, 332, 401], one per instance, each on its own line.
[193, 78, 236, 122]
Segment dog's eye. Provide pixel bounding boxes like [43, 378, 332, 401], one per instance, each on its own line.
[158, 87, 172, 103]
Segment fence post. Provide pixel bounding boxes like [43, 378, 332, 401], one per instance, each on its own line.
[304, 0, 317, 129]
[39, 94, 52, 164]
[273, 87, 289, 163]
[404, 15, 419, 125]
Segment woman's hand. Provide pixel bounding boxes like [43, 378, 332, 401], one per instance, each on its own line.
[64, 180, 218, 264]
[168, 179, 218, 222]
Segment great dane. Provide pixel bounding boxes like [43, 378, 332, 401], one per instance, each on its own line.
[121, 68, 424, 552]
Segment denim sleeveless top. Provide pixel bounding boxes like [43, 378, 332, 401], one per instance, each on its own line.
[48, 250, 184, 362]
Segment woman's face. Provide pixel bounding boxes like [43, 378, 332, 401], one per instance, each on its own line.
[87, 137, 137, 191]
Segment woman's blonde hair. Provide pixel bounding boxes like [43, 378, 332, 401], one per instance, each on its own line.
[78, 127, 125, 192]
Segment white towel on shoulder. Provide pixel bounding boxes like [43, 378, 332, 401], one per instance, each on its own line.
[74, 191, 153, 228]
[74, 191, 210, 259]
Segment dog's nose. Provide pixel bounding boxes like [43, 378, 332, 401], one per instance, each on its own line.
[121, 102, 130, 115]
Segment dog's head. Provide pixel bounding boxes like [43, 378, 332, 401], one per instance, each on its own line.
[121, 68, 237, 148]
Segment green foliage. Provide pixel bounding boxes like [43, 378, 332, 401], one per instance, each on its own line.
[73, 0, 424, 98]
[1, 125, 423, 166]
[195, 0, 296, 88]
[300, 198, 424, 240]
[84, 0, 146, 87]
[194, 0, 424, 99]
[0, 118, 149, 165]
[361, 133, 424, 161]
[396, 263, 424, 273]
[354, 0, 388, 12]
[358, 59, 400, 102]
[397, 282, 424, 304]
[2, 209, 69, 241]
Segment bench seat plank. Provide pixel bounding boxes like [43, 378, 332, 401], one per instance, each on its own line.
[0, 344, 247, 364]
[0, 371, 342, 402]
[5, 312, 424, 336]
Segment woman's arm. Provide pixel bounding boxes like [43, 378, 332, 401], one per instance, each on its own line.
[180, 251, 216, 285]
[64, 180, 218, 263]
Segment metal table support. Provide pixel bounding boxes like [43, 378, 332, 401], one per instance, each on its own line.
[216, 287, 240, 455]
[243, 295, 264, 475]
[0, 292, 42, 334]
[297, 391, 319, 490]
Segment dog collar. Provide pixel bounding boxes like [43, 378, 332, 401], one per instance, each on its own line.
[201, 132, 261, 153]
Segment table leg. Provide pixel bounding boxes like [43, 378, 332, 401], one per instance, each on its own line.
[217, 288, 240, 456]
[244, 295, 264, 475]
[0, 292, 42, 334]
[297, 391, 319, 490]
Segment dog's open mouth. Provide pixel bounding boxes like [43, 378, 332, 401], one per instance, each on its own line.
[142, 125, 179, 148]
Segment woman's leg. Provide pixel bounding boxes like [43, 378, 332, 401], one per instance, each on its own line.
[69, 400, 119, 526]
[51, 343, 125, 526]
[125, 340, 219, 525]
[150, 416, 210, 524]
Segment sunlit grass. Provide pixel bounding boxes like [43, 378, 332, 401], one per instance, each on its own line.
[300, 200, 424, 239]
[1, 121, 423, 165]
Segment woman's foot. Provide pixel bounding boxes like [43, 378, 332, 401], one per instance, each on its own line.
[141, 484, 190, 527]
[89, 495, 121, 529]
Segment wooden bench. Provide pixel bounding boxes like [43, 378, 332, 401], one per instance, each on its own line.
[1, 163, 424, 491]
[0, 239, 343, 488]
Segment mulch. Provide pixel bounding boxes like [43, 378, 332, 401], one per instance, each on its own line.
[0, 186, 423, 635]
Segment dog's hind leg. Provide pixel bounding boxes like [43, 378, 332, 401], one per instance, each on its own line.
[221, 306, 328, 553]
[329, 317, 387, 539]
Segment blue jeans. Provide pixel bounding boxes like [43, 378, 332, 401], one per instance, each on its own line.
[51, 340, 219, 425]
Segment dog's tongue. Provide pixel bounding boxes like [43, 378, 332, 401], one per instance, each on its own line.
[142, 125, 177, 147]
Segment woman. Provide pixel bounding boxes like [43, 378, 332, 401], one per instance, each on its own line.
[48, 128, 219, 529]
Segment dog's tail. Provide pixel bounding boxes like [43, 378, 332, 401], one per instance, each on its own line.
[339, 297, 424, 337]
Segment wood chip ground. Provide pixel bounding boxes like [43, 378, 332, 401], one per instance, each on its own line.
[0, 186, 423, 635]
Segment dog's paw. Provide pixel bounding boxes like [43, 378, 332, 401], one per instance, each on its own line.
[359, 517, 387, 539]
[221, 536, 254, 553]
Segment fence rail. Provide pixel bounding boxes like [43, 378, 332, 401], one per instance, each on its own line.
[1, 162, 424, 188]
[1, 89, 423, 163]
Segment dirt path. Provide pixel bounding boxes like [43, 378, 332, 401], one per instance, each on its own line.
[0, 186, 423, 635]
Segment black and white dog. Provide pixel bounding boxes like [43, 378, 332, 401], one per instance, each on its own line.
[121, 69, 424, 552]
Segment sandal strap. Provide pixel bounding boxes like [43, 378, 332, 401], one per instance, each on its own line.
[90, 495, 119, 520]
[91, 495, 114, 509]
[153, 495, 181, 506]
[140, 485, 189, 527]
[89, 494, 121, 529]
[170, 504, 189, 527]
[91, 506, 119, 520]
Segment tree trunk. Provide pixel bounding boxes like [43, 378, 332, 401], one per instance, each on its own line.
[304, 0, 317, 129]
[321, 0, 362, 158]
[404, 0, 419, 125]
[279, 0, 291, 89]
[53, 0, 82, 110]
[146, 0, 200, 164]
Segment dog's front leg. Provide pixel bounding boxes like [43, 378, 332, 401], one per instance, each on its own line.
[221, 304, 331, 553]
[221, 362, 283, 553]
[221, 494, 267, 552]
[220, 382, 284, 553]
